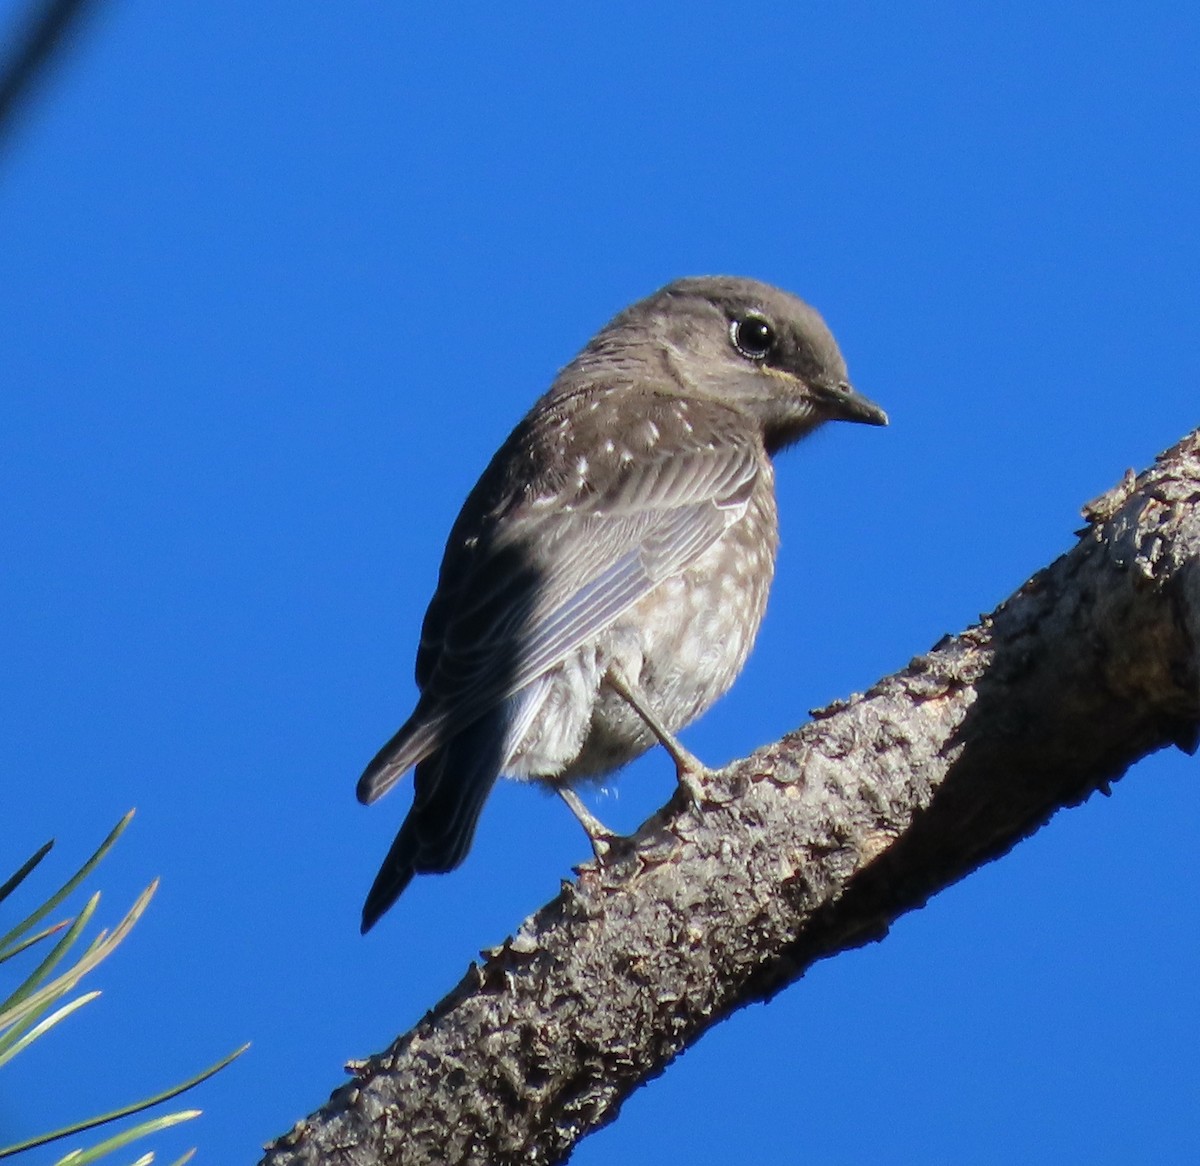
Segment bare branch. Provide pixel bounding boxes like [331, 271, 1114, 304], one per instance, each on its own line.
[262, 428, 1200, 1166]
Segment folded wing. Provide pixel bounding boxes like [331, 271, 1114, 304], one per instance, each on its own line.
[357, 399, 761, 803]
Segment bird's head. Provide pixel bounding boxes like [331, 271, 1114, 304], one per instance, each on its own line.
[589, 276, 888, 453]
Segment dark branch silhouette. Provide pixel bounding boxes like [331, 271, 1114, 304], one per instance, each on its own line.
[0, 0, 103, 150]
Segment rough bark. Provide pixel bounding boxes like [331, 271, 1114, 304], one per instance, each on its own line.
[261, 428, 1200, 1166]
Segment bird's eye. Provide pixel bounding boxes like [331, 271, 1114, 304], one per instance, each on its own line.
[731, 314, 775, 361]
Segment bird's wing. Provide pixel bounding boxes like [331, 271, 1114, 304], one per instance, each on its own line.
[357, 411, 762, 803]
[431, 464, 757, 707]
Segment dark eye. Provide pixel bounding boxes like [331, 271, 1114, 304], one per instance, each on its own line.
[731, 314, 775, 361]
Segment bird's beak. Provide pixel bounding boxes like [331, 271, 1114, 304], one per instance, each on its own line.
[817, 380, 889, 427]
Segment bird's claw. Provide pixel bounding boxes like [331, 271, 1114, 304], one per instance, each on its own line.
[675, 761, 710, 806]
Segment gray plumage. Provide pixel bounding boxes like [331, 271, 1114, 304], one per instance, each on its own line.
[357, 276, 887, 931]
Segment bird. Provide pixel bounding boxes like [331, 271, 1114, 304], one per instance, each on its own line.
[356, 275, 887, 932]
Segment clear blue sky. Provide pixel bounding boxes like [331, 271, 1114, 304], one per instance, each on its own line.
[3, 3, 1197, 1163]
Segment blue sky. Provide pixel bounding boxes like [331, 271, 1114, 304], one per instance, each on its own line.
[2, 3, 1197, 1162]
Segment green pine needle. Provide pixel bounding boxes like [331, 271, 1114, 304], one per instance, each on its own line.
[0, 810, 135, 955]
[0, 813, 247, 1163]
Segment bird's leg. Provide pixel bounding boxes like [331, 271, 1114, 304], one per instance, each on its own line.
[556, 786, 619, 861]
[605, 664, 710, 803]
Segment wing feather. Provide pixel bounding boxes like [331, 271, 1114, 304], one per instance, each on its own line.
[358, 394, 762, 802]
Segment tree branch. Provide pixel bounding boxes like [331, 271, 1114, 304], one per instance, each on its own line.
[261, 428, 1200, 1166]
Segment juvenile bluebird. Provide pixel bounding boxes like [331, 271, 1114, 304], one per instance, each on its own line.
[357, 276, 887, 931]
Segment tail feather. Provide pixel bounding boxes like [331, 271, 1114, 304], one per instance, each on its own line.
[359, 707, 507, 932]
[356, 706, 446, 805]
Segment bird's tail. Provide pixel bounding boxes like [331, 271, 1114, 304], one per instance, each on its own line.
[360, 707, 506, 932]
[356, 705, 446, 805]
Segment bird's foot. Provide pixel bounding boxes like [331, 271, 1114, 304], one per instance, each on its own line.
[605, 663, 714, 804]
[557, 786, 625, 862]
[673, 755, 712, 806]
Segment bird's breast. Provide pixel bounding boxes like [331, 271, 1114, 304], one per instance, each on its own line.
[561, 474, 780, 779]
